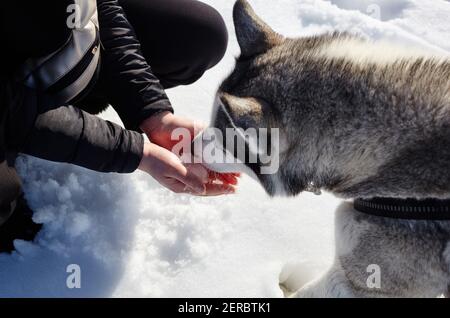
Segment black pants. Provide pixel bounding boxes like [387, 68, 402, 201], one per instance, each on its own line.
[0, 0, 228, 226]
[79, 0, 228, 114]
[120, 0, 228, 88]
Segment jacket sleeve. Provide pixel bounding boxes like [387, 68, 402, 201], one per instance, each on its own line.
[4, 83, 144, 174]
[97, 0, 173, 132]
[22, 106, 144, 173]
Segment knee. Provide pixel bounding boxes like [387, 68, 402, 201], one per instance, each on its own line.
[174, 3, 228, 85]
[127, 0, 229, 88]
[196, 4, 228, 69]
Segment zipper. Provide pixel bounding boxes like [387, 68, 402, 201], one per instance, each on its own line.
[46, 28, 100, 94]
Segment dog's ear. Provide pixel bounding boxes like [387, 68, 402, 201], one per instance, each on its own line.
[233, 0, 283, 57]
[219, 93, 263, 128]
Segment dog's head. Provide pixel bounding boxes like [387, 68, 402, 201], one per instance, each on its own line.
[206, 0, 450, 199]
[208, 0, 332, 196]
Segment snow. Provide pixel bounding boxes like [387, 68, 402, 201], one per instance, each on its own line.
[1, 0, 449, 297]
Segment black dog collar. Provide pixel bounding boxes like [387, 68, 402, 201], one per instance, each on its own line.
[354, 197, 450, 220]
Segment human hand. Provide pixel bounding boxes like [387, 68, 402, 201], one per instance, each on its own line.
[140, 111, 202, 150]
[138, 142, 238, 196]
[140, 112, 240, 194]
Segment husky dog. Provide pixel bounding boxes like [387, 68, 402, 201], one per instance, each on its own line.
[209, 0, 450, 297]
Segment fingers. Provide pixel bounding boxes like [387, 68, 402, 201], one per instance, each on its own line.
[143, 141, 239, 196]
[182, 169, 239, 196]
[167, 182, 235, 197]
[170, 116, 206, 141]
[164, 179, 191, 194]
[164, 167, 238, 196]
[186, 164, 209, 184]
[208, 171, 240, 185]
[202, 183, 236, 196]
[168, 162, 207, 195]
[166, 160, 239, 196]
[218, 173, 239, 185]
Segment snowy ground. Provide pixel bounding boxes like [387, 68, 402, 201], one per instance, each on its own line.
[1, 0, 449, 297]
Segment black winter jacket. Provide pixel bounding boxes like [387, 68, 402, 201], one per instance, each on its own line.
[0, 0, 173, 173]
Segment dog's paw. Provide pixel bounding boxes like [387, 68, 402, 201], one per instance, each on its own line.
[278, 261, 322, 297]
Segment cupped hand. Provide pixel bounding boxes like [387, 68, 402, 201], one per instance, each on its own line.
[138, 142, 239, 196]
[140, 111, 203, 151]
[139, 112, 240, 195]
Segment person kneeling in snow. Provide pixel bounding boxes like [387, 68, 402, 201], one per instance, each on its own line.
[0, 0, 238, 253]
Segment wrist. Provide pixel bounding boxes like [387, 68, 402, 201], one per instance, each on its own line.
[139, 111, 173, 135]
[138, 142, 153, 171]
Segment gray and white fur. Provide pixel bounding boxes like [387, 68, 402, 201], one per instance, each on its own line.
[210, 0, 450, 297]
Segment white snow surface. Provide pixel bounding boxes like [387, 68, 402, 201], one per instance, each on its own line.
[1, 0, 449, 297]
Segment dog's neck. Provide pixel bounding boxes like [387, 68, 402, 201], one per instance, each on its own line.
[316, 107, 450, 200]
[286, 59, 450, 199]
